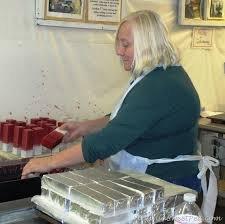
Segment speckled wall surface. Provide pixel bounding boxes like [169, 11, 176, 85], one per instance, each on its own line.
[0, 0, 224, 123]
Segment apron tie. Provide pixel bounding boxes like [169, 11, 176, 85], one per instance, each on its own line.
[106, 152, 219, 224]
[197, 156, 220, 224]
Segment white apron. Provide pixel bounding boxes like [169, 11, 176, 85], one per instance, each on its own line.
[105, 70, 219, 224]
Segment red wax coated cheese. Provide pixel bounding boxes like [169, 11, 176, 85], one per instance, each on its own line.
[6, 119, 17, 124]
[21, 129, 34, 150]
[2, 123, 14, 143]
[48, 119, 57, 125]
[30, 118, 41, 124]
[16, 121, 26, 126]
[33, 127, 45, 145]
[13, 126, 26, 147]
[39, 117, 49, 121]
[0, 122, 7, 141]
[41, 129, 65, 149]
[26, 124, 38, 129]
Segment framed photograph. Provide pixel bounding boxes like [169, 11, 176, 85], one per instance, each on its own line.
[35, 0, 122, 30]
[45, 0, 84, 22]
[207, 0, 225, 20]
[178, 0, 225, 26]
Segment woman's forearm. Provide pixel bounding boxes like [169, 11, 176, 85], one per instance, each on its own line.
[86, 116, 110, 135]
[21, 143, 85, 178]
[50, 143, 84, 170]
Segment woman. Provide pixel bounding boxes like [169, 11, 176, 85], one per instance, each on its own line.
[22, 10, 201, 191]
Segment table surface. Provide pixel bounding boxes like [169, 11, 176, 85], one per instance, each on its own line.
[0, 198, 49, 224]
[199, 118, 225, 134]
[0, 197, 173, 224]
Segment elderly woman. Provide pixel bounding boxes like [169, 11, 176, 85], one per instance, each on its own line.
[22, 10, 200, 191]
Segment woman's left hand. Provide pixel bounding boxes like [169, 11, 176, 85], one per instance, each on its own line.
[21, 156, 53, 179]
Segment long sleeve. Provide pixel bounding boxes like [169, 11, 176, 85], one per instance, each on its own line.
[82, 66, 200, 163]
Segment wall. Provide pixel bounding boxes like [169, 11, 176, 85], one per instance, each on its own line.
[0, 0, 224, 122]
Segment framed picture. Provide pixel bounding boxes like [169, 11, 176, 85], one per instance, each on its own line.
[45, 0, 84, 22]
[178, 0, 225, 26]
[35, 0, 122, 30]
[191, 27, 214, 49]
[207, 0, 225, 20]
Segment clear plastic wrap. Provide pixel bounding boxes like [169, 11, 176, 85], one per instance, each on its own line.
[62, 171, 95, 185]
[111, 179, 155, 206]
[70, 185, 115, 216]
[32, 194, 138, 224]
[101, 180, 143, 209]
[32, 167, 196, 224]
[41, 173, 80, 196]
[71, 167, 128, 181]
[87, 182, 130, 212]
[121, 176, 164, 203]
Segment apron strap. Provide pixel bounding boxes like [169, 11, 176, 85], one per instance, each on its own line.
[197, 156, 219, 224]
[142, 155, 219, 224]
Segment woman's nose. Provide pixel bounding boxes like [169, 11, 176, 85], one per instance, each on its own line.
[116, 45, 124, 56]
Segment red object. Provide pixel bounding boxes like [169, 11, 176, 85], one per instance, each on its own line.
[13, 126, 26, 147]
[30, 118, 41, 124]
[33, 127, 45, 145]
[16, 121, 26, 126]
[45, 124, 57, 134]
[39, 117, 49, 121]
[0, 122, 7, 141]
[37, 120, 48, 127]
[6, 119, 17, 124]
[41, 129, 65, 149]
[21, 129, 34, 150]
[2, 123, 15, 143]
[48, 119, 57, 125]
[26, 124, 38, 129]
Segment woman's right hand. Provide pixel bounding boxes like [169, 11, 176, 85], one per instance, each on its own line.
[21, 156, 53, 179]
[60, 121, 91, 143]
[60, 117, 109, 143]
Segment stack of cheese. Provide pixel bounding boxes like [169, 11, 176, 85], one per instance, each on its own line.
[32, 167, 194, 224]
[0, 117, 65, 158]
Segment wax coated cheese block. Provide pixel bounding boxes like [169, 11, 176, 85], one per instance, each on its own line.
[32, 127, 45, 145]
[16, 121, 26, 126]
[13, 126, 25, 147]
[0, 122, 7, 141]
[21, 129, 34, 150]
[30, 118, 41, 124]
[2, 123, 14, 143]
[41, 128, 66, 149]
[6, 119, 17, 124]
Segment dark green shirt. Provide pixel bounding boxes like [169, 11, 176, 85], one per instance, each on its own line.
[82, 66, 200, 180]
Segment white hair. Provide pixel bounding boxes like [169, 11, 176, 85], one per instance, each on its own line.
[116, 10, 180, 79]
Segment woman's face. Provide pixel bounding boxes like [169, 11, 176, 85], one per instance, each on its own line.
[116, 21, 134, 71]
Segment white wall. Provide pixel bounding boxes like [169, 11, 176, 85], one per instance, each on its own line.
[0, 0, 224, 122]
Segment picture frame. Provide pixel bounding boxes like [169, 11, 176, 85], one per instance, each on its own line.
[45, 0, 85, 22]
[207, 0, 225, 20]
[191, 27, 214, 48]
[178, 0, 225, 26]
[35, 0, 123, 30]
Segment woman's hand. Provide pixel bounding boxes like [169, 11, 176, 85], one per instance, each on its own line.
[21, 156, 53, 179]
[60, 117, 110, 143]
[21, 143, 84, 179]
[60, 121, 88, 143]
